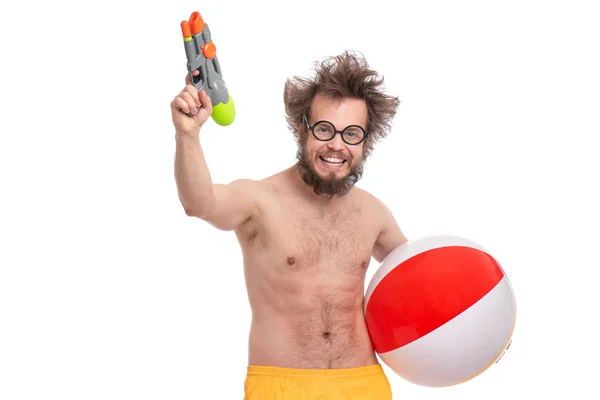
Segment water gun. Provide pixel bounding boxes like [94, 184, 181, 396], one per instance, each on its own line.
[180, 11, 235, 126]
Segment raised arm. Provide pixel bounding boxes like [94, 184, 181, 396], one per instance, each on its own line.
[372, 198, 408, 263]
[171, 79, 258, 231]
[174, 135, 259, 230]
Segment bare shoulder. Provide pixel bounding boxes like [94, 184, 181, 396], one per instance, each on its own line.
[227, 169, 285, 194]
[257, 167, 300, 197]
[229, 170, 286, 210]
[214, 177, 266, 208]
[226, 177, 262, 191]
[256, 169, 288, 195]
[353, 187, 408, 262]
[200, 175, 278, 232]
[351, 187, 392, 222]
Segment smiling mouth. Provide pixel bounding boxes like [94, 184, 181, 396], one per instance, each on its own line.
[319, 156, 346, 166]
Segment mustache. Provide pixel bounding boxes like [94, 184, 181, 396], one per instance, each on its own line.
[319, 152, 347, 159]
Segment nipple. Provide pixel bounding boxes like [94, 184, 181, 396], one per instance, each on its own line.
[287, 257, 296, 265]
[361, 261, 368, 269]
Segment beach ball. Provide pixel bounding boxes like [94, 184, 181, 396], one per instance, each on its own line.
[364, 235, 516, 387]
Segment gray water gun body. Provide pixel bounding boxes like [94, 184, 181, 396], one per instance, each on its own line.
[181, 11, 235, 126]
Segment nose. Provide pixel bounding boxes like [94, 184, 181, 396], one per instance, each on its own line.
[326, 133, 346, 151]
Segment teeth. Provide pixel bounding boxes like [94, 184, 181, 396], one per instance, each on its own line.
[323, 156, 343, 164]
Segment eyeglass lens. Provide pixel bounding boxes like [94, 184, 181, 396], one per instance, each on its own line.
[313, 121, 364, 144]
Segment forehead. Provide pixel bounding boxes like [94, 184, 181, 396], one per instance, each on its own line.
[310, 93, 368, 128]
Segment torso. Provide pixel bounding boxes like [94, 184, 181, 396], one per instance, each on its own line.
[234, 168, 384, 368]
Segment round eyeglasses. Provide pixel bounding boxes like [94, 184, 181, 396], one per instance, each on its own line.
[304, 116, 367, 145]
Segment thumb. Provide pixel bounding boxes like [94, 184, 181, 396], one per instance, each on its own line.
[198, 89, 213, 116]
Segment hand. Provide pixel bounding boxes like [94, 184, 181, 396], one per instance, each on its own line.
[170, 70, 213, 137]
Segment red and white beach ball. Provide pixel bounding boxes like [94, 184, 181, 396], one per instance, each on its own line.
[364, 235, 516, 387]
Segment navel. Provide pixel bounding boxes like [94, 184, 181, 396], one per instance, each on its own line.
[323, 332, 331, 339]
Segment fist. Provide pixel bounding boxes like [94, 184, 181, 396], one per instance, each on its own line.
[170, 70, 213, 137]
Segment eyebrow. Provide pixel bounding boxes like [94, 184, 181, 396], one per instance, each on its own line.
[307, 116, 366, 129]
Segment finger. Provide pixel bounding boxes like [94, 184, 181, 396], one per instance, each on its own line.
[183, 84, 201, 106]
[172, 96, 195, 115]
[179, 90, 199, 114]
[184, 70, 201, 85]
[198, 90, 213, 115]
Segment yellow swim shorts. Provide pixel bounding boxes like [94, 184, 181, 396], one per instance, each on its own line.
[244, 364, 392, 399]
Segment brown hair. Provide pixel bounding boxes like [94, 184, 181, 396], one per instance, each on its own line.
[283, 50, 400, 157]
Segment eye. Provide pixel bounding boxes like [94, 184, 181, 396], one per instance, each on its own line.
[313, 122, 335, 137]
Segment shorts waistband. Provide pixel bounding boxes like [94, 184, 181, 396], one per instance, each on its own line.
[246, 364, 384, 381]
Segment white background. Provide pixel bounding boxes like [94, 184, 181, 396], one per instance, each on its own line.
[1, 0, 599, 398]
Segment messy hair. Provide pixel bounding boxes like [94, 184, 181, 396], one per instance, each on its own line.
[283, 50, 400, 157]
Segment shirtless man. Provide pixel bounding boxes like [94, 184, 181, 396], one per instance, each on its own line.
[171, 51, 408, 399]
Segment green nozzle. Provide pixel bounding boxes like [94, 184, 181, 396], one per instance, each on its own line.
[211, 93, 235, 126]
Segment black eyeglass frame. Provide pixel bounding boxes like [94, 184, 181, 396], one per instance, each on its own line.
[303, 115, 368, 146]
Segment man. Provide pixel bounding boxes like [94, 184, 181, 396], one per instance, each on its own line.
[171, 51, 408, 399]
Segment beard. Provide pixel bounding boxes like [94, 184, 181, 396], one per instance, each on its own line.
[295, 143, 365, 197]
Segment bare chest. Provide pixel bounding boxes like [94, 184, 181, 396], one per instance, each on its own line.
[244, 198, 379, 275]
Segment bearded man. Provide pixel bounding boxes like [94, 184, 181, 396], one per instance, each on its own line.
[171, 50, 407, 399]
